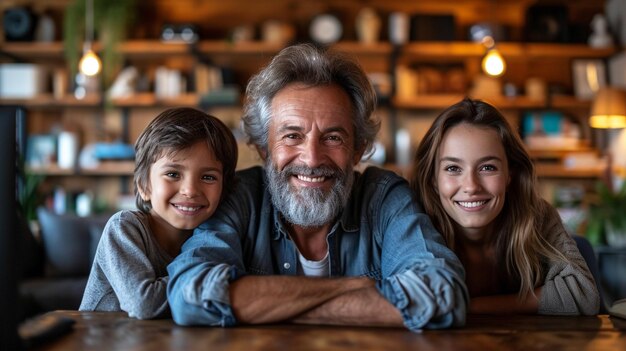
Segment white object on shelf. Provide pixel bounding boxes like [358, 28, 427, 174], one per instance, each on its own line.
[310, 14, 342, 44]
[588, 14, 613, 48]
[389, 12, 410, 45]
[107, 66, 138, 98]
[155, 66, 184, 98]
[76, 192, 93, 217]
[395, 129, 412, 167]
[355, 7, 381, 44]
[57, 131, 79, 169]
[0, 64, 47, 98]
[53, 187, 66, 215]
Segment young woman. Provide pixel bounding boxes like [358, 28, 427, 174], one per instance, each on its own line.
[411, 98, 599, 315]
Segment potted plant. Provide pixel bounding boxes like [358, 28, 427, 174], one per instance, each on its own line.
[63, 0, 136, 88]
[586, 180, 626, 247]
[17, 154, 44, 224]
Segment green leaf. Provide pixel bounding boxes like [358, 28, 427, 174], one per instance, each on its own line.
[587, 180, 626, 245]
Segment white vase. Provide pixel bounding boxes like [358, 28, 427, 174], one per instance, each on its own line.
[389, 12, 409, 45]
[57, 131, 78, 169]
[355, 8, 381, 44]
[606, 222, 626, 248]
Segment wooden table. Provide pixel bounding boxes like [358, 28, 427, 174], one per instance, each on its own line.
[33, 311, 626, 351]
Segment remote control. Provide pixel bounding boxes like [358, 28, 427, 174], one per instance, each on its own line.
[18, 313, 75, 348]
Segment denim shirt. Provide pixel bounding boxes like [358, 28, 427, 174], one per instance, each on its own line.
[167, 166, 468, 331]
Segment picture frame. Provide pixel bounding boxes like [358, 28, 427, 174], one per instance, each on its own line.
[521, 110, 583, 150]
[26, 134, 56, 168]
[572, 59, 607, 100]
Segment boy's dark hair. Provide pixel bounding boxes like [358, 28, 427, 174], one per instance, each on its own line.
[134, 107, 238, 213]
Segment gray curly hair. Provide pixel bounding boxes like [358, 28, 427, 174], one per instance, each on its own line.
[242, 43, 380, 157]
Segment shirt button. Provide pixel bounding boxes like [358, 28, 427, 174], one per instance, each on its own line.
[283, 262, 291, 269]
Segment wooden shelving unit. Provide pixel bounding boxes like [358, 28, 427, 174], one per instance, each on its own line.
[2, 0, 611, 210]
[1, 40, 610, 111]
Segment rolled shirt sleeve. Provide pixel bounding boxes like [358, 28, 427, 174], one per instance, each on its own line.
[167, 216, 247, 326]
[371, 173, 468, 330]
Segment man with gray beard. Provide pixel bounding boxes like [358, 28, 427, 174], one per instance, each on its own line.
[167, 44, 468, 331]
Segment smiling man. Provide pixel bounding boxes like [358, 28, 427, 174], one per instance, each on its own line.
[167, 44, 468, 331]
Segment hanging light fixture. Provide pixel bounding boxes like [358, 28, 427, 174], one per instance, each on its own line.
[78, 0, 101, 76]
[481, 36, 506, 77]
[590, 87, 626, 129]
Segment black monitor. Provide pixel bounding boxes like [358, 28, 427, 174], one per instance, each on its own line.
[0, 105, 20, 349]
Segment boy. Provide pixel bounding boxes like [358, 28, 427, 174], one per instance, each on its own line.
[80, 107, 238, 319]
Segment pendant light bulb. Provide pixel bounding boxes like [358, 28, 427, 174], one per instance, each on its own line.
[79, 48, 101, 76]
[482, 48, 506, 77]
[79, 0, 100, 77]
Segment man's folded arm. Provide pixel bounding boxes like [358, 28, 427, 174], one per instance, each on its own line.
[228, 276, 376, 324]
[291, 285, 404, 327]
[168, 247, 376, 326]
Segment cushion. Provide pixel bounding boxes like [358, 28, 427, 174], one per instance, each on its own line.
[36, 207, 110, 277]
[20, 276, 88, 312]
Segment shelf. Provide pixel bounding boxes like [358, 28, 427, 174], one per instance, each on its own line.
[1, 93, 207, 108]
[118, 41, 284, 58]
[550, 95, 593, 109]
[3, 40, 618, 61]
[393, 94, 592, 110]
[28, 161, 135, 176]
[1, 93, 244, 109]
[0, 94, 101, 107]
[393, 94, 467, 109]
[535, 163, 604, 178]
[528, 146, 597, 160]
[0, 42, 64, 60]
[111, 93, 200, 107]
[4, 93, 582, 111]
[333, 42, 393, 56]
[1, 40, 389, 60]
[401, 42, 617, 60]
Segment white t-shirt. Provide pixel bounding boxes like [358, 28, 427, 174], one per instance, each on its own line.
[297, 251, 330, 277]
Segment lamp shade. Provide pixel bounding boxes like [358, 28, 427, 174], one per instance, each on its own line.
[590, 87, 626, 129]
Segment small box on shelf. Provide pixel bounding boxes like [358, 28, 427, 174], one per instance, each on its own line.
[0, 64, 47, 98]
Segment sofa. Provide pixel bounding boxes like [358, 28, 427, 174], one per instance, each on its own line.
[19, 207, 111, 319]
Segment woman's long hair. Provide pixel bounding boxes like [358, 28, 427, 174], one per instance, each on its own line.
[410, 98, 567, 299]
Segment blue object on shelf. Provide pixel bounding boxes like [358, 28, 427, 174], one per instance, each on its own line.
[93, 142, 134, 160]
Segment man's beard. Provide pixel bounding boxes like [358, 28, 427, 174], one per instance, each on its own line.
[265, 158, 354, 228]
